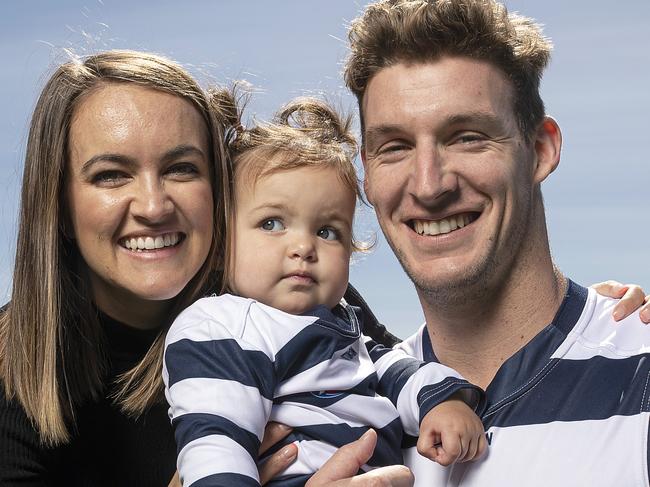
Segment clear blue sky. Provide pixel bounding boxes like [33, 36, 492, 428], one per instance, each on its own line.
[1, 1, 648, 337]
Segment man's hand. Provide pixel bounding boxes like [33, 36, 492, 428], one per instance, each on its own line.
[591, 281, 650, 323]
[305, 429, 414, 487]
[258, 422, 298, 485]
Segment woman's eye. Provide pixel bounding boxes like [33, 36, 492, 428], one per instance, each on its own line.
[317, 227, 339, 241]
[260, 219, 285, 232]
[167, 163, 199, 177]
[91, 170, 129, 186]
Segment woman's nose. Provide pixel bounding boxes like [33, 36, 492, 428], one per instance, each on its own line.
[131, 177, 174, 222]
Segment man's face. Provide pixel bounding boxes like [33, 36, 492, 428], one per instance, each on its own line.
[361, 57, 542, 303]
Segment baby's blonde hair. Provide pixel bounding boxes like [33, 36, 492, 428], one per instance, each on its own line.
[215, 89, 368, 252]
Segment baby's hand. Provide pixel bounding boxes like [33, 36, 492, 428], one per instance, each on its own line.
[417, 393, 486, 466]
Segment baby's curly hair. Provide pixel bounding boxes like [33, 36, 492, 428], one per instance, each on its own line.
[213, 88, 368, 252]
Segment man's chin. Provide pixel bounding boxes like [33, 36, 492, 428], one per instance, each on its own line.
[401, 257, 495, 305]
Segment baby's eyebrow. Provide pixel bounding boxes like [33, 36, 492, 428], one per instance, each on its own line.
[248, 202, 291, 213]
[321, 211, 353, 228]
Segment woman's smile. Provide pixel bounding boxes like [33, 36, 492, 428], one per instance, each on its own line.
[66, 83, 214, 325]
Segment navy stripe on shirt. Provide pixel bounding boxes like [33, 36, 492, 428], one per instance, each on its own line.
[378, 358, 427, 407]
[172, 413, 261, 459]
[165, 338, 276, 399]
[273, 323, 359, 381]
[263, 418, 404, 468]
[191, 472, 260, 487]
[274, 374, 380, 408]
[484, 354, 650, 428]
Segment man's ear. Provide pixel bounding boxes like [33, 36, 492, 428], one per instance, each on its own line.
[533, 116, 562, 184]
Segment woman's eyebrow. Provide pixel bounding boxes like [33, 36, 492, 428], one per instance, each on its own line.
[81, 153, 134, 173]
[161, 145, 205, 164]
[81, 145, 205, 173]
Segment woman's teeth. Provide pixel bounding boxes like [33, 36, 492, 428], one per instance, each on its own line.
[123, 233, 181, 251]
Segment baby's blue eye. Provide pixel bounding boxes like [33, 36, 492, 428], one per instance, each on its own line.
[317, 227, 338, 241]
[261, 219, 285, 232]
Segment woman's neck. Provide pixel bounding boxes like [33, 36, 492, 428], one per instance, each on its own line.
[93, 289, 174, 330]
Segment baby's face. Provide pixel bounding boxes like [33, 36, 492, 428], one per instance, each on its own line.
[229, 165, 355, 314]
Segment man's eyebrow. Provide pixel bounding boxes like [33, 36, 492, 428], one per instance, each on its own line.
[364, 124, 404, 148]
[443, 112, 504, 128]
[364, 113, 506, 147]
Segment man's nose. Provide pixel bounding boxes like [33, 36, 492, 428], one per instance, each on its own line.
[409, 143, 458, 205]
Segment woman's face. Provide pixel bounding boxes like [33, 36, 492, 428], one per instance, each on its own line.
[66, 83, 214, 328]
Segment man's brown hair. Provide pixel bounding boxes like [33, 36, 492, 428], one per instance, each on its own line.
[345, 0, 552, 139]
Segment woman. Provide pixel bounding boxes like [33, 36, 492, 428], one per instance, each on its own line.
[0, 50, 232, 486]
[0, 50, 645, 487]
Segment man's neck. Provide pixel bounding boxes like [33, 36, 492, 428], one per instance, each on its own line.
[420, 249, 567, 390]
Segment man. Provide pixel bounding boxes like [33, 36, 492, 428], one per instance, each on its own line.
[334, 0, 649, 485]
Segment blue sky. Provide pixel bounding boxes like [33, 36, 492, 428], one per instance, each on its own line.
[1, 1, 648, 337]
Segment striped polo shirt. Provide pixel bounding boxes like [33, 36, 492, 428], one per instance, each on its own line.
[164, 294, 480, 487]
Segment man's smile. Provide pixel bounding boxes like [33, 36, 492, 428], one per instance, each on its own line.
[410, 212, 480, 236]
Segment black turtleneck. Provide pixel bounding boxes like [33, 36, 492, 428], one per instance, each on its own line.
[0, 312, 177, 486]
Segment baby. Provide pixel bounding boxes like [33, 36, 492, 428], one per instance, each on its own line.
[163, 97, 486, 486]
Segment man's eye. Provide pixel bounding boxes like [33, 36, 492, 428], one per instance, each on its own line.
[317, 227, 338, 241]
[261, 219, 285, 232]
[455, 133, 485, 144]
[379, 143, 409, 154]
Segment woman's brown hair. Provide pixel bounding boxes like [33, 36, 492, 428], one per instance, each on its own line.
[0, 50, 232, 445]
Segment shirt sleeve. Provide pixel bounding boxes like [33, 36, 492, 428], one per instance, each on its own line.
[364, 336, 483, 436]
[163, 312, 277, 487]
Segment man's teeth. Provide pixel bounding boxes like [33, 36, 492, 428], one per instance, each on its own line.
[413, 214, 472, 236]
[123, 233, 181, 251]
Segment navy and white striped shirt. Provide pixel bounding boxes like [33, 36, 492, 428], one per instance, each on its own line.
[400, 281, 650, 486]
[163, 294, 480, 487]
